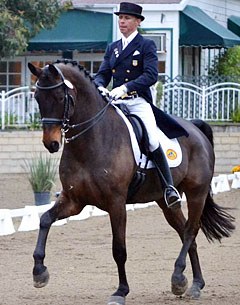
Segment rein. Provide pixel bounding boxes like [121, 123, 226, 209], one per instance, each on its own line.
[63, 99, 112, 143]
[35, 65, 112, 143]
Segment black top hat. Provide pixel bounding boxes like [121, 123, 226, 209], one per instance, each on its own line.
[114, 2, 145, 21]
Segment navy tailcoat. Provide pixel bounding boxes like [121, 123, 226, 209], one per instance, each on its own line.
[94, 33, 158, 103]
[94, 33, 188, 138]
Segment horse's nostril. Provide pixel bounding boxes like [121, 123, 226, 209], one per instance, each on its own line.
[50, 141, 60, 152]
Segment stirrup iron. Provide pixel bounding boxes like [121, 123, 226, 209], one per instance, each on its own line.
[164, 185, 181, 208]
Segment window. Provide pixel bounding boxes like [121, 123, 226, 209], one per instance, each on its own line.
[158, 61, 166, 74]
[93, 61, 102, 74]
[143, 34, 166, 53]
[74, 52, 104, 76]
[77, 60, 102, 75]
[0, 60, 22, 91]
[79, 61, 91, 72]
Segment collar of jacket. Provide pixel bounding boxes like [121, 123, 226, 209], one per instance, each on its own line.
[113, 34, 142, 67]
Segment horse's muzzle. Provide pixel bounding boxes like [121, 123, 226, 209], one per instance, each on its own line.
[43, 139, 61, 153]
[47, 141, 60, 153]
[42, 125, 62, 153]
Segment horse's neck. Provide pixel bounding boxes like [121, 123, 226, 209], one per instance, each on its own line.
[66, 83, 112, 144]
[74, 92, 105, 123]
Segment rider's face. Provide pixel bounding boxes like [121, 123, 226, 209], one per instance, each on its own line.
[118, 14, 141, 38]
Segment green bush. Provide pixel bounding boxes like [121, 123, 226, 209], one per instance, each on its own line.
[0, 113, 17, 128]
[209, 46, 240, 79]
[231, 106, 240, 123]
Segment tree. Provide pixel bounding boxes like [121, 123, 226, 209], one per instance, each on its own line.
[0, 0, 72, 59]
[217, 46, 240, 77]
[209, 46, 240, 78]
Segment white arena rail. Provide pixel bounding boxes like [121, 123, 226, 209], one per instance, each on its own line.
[0, 201, 157, 236]
[1, 172, 239, 236]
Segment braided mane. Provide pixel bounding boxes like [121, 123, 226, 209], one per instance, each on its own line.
[54, 58, 108, 103]
[54, 58, 94, 81]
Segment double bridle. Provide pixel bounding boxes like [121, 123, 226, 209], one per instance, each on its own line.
[35, 65, 112, 143]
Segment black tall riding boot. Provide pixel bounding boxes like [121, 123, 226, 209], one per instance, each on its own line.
[151, 145, 181, 208]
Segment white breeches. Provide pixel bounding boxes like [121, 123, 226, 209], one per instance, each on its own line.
[117, 97, 160, 152]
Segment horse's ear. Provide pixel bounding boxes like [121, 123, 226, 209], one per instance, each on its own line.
[28, 63, 42, 77]
[48, 64, 60, 77]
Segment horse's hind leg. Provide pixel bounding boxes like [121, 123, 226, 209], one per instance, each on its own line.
[184, 239, 205, 299]
[33, 195, 83, 288]
[158, 202, 189, 295]
[159, 199, 205, 299]
[172, 198, 205, 298]
[107, 201, 129, 305]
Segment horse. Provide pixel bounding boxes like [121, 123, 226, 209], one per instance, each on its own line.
[28, 59, 235, 305]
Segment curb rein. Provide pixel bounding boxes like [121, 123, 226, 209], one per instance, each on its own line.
[35, 65, 112, 143]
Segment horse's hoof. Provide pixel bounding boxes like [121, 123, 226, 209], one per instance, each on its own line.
[33, 268, 49, 288]
[171, 276, 188, 296]
[107, 296, 125, 305]
[185, 285, 201, 299]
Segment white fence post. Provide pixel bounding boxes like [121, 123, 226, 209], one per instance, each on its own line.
[1, 90, 6, 130]
[201, 85, 206, 120]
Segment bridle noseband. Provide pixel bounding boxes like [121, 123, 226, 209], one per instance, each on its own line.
[35, 65, 111, 143]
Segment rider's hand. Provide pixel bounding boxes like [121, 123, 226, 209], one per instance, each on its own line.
[98, 86, 110, 97]
[110, 85, 127, 100]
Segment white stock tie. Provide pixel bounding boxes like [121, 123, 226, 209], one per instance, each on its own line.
[122, 39, 128, 50]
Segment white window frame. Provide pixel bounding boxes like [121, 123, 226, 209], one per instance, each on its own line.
[142, 33, 167, 53]
[0, 58, 25, 91]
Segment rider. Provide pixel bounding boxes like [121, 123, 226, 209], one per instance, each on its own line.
[94, 2, 181, 208]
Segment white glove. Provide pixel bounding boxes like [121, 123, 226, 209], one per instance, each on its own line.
[98, 86, 110, 97]
[109, 85, 127, 100]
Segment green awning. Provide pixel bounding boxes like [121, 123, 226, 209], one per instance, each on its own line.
[28, 10, 113, 52]
[228, 16, 240, 37]
[180, 5, 240, 48]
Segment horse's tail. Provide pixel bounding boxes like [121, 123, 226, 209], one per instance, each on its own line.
[191, 119, 235, 241]
[200, 192, 235, 242]
[191, 119, 214, 147]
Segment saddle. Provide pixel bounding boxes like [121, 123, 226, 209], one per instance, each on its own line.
[124, 112, 150, 199]
[119, 106, 188, 200]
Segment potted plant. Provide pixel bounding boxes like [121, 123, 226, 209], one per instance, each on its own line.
[24, 153, 58, 205]
[232, 165, 240, 173]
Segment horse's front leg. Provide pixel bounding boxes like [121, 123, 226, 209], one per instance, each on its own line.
[33, 193, 83, 288]
[108, 201, 129, 305]
[33, 207, 54, 288]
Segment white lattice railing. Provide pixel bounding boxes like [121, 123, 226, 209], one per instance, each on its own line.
[161, 82, 240, 121]
[1, 82, 240, 130]
[0, 86, 38, 130]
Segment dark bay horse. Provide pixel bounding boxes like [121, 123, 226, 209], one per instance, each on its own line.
[28, 60, 235, 305]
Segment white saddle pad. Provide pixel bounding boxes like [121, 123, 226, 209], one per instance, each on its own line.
[114, 106, 182, 168]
